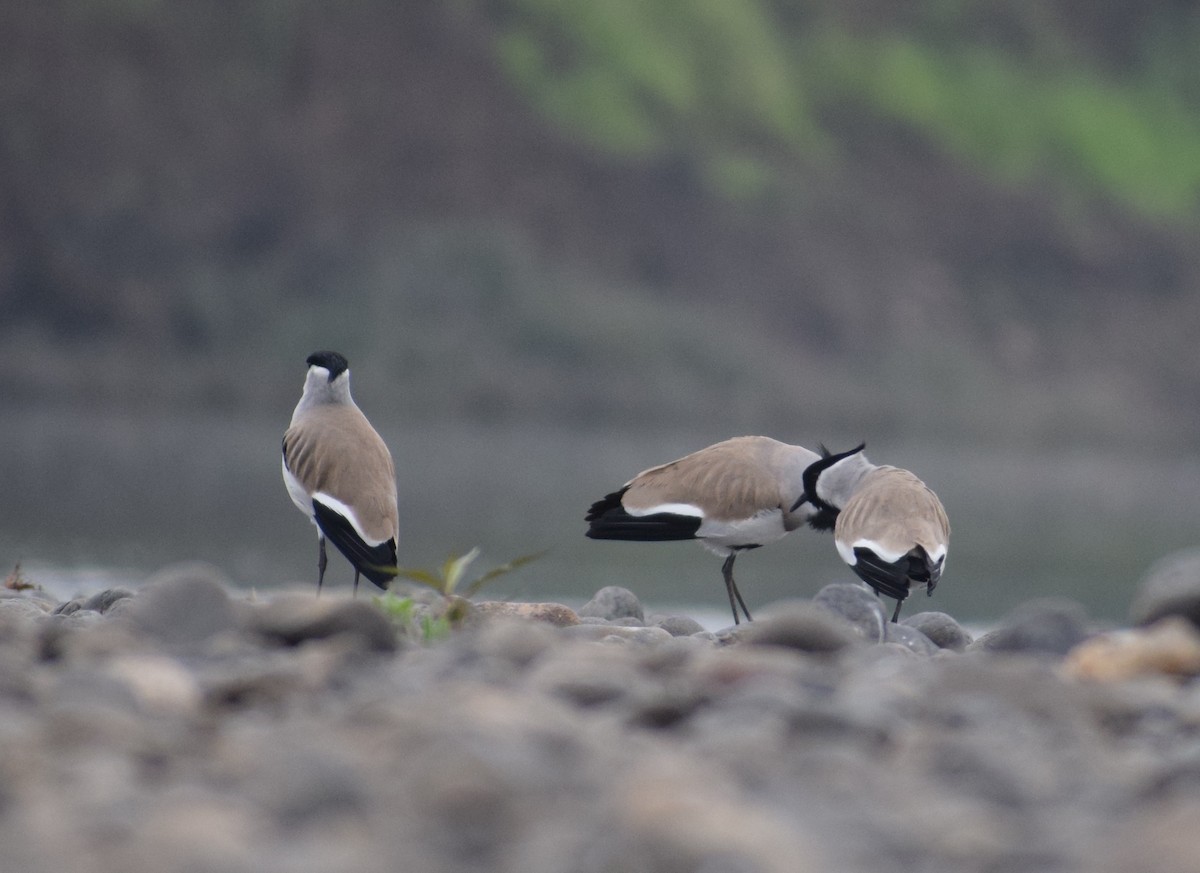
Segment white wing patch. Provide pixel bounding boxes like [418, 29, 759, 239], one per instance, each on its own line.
[282, 457, 314, 519]
[627, 502, 706, 518]
[847, 538, 907, 563]
[311, 491, 389, 547]
[837, 538, 948, 565]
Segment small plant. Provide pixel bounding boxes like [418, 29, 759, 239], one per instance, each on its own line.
[3, 563, 35, 591]
[391, 547, 544, 598]
[372, 548, 544, 643]
[373, 592, 454, 643]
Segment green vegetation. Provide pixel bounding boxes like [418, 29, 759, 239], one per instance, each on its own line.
[389, 547, 545, 599]
[493, 0, 824, 158]
[817, 30, 1200, 218]
[372, 548, 544, 643]
[372, 592, 457, 644]
[486, 0, 1200, 219]
[5, 0, 1200, 449]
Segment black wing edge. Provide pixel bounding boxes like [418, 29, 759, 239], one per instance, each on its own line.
[312, 499, 396, 589]
[585, 488, 702, 542]
[850, 547, 913, 603]
[851, 545, 943, 600]
[923, 551, 944, 595]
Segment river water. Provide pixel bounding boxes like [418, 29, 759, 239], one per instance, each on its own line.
[2, 405, 1196, 624]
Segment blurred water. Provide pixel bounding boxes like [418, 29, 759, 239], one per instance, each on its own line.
[1, 405, 1196, 623]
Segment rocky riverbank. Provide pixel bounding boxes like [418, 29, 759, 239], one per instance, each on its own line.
[2, 557, 1200, 873]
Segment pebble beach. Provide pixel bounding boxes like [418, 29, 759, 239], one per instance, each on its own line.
[3, 554, 1200, 873]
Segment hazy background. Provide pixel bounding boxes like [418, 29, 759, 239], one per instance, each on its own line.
[1, 0, 1198, 622]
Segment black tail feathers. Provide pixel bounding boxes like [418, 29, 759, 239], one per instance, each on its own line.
[585, 488, 702, 542]
[312, 499, 396, 589]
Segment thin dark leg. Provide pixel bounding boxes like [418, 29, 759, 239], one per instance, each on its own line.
[721, 554, 752, 625]
[891, 597, 903, 623]
[317, 537, 328, 597]
[721, 554, 739, 625]
[732, 579, 752, 624]
[353, 569, 360, 599]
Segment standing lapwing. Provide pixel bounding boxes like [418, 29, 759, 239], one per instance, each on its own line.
[282, 351, 399, 596]
[585, 436, 835, 625]
[800, 444, 949, 622]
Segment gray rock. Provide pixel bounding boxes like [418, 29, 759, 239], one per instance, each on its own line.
[468, 617, 559, 669]
[855, 641, 922, 662]
[471, 600, 579, 627]
[41, 665, 145, 719]
[579, 586, 644, 622]
[651, 614, 707, 637]
[250, 594, 397, 653]
[885, 622, 939, 656]
[36, 612, 117, 661]
[200, 652, 327, 711]
[903, 611, 973, 651]
[626, 683, 708, 729]
[814, 582, 888, 642]
[50, 599, 84, 616]
[607, 616, 646, 628]
[253, 743, 369, 826]
[10, 564, 1200, 873]
[0, 597, 55, 621]
[0, 588, 57, 609]
[635, 636, 704, 672]
[525, 646, 641, 707]
[968, 599, 1092, 656]
[121, 563, 239, 647]
[743, 602, 858, 654]
[103, 654, 203, 717]
[557, 624, 672, 645]
[82, 588, 135, 614]
[712, 624, 746, 645]
[1131, 547, 1200, 628]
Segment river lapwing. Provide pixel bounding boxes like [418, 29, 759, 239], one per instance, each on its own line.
[800, 444, 949, 622]
[586, 436, 834, 625]
[282, 351, 399, 596]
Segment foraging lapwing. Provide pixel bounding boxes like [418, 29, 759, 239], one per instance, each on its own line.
[800, 444, 949, 622]
[282, 351, 399, 596]
[585, 436, 835, 625]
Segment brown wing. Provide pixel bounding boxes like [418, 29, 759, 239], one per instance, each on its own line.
[835, 467, 949, 555]
[283, 404, 398, 544]
[621, 436, 789, 521]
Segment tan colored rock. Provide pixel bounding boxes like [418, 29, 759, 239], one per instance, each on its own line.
[250, 592, 397, 652]
[556, 623, 674, 645]
[1063, 618, 1200, 682]
[472, 600, 580, 627]
[607, 752, 827, 873]
[105, 654, 203, 716]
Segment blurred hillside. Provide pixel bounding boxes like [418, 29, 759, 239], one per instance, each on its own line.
[1, 0, 1198, 446]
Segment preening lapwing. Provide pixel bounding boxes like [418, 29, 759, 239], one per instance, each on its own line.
[585, 436, 835, 625]
[800, 444, 949, 622]
[282, 351, 399, 596]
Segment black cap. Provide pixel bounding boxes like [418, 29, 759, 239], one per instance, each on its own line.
[306, 351, 349, 380]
